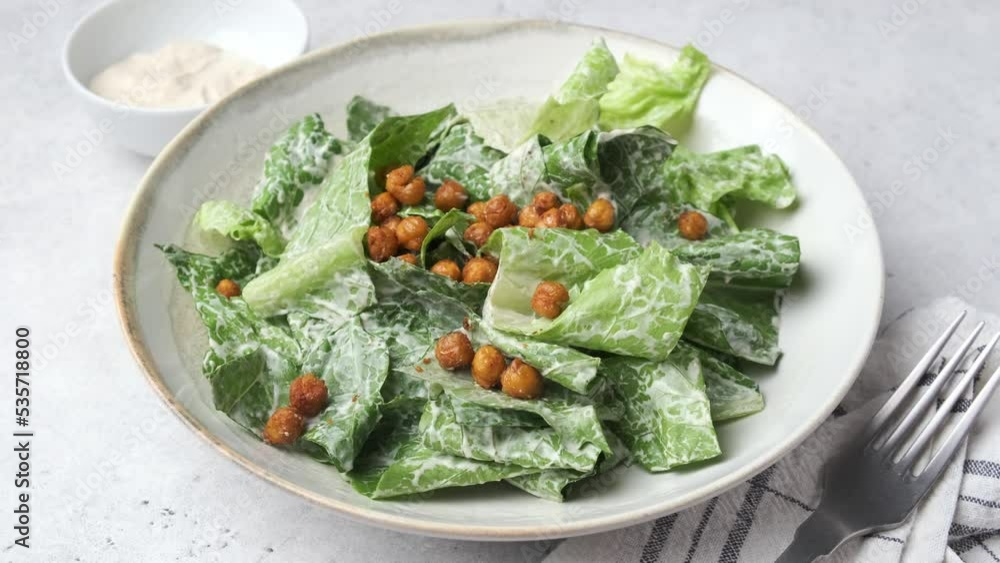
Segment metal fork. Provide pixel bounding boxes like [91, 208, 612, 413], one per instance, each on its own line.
[776, 311, 1000, 562]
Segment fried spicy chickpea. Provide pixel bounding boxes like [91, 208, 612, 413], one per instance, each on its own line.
[501, 359, 544, 400]
[471, 345, 506, 389]
[263, 406, 305, 445]
[216, 278, 241, 298]
[380, 214, 402, 231]
[532, 191, 561, 212]
[538, 207, 567, 228]
[395, 216, 429, 252]
[531, 281, 570, 319]
[434, 179, 469, 212]
[463, 222, 494, 248]
[584, 198, 615, 232]
[483, 194, 518, 228]
[518, 205, 542, 228]
[678, 210, 709, 241]
[396, 253, 419, 266]
[430, 259, 462, 281]
[289, 373, 328, 417]
[467, 201, 487, 223]
[435, 331, 474, 370]
[366, 226, 398, 262]
[559, 203, 584, 230]
[385, 164, 426, 205]
[462, 257, 498, 284]
[370, 192, 400, 223]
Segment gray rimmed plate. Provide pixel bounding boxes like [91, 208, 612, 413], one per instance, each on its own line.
[114, 20, 883, 540]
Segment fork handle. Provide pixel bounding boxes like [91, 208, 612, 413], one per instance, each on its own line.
[774, 507, 859, 563]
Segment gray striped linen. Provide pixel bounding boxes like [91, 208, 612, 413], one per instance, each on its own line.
[545, 297, 1000, 563]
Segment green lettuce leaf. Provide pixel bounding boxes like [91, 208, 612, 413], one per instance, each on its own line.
[506, 428, 630, 502]
[684, 344, 764, 421]
[420, 122, 505, 200]
[368, 257, 488, 315]
[347, 397, 426, 495]
[529, 38, 619, 143]
[597, 126, 677, 220]
[420, 397, 602, 472]
[462, 97, 540, 153]
[250, 113, 341, 231]
[669, 228, 801, 289]
[684, 286, 781, 365]
[195, 200, 286, 257]
[346, 96, 393, 142]
[541, 130, 603, 207]
[598, 45, 710, 134]
[418, 208, 475, 267]
[301, 318, 389, 471]
[486, 135, 548, 206]
[600, 345, 720, 471]
[664, 145, 796, 212]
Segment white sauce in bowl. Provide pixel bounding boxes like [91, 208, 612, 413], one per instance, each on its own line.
[88, 40, 265, 109]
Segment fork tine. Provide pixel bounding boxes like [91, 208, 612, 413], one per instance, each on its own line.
[897, 333, 1000, 470]
[879, 321, 985, 453]
[866, 311, 966, 443]
[917, 362, 1000, 480]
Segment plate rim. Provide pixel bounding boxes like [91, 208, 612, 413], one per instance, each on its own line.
[113, 18, 885, 541]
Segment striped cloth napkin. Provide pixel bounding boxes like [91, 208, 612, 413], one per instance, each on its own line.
[544, 297, 1000, 563]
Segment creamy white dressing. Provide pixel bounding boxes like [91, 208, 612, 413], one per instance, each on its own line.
[89, 40, 265, 109]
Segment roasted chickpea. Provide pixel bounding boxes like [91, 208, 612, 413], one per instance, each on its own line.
[289, 373, 328, 417]
[434, 179, 469, 211]
[370, 192, 400, 223]
[471, 345, 506, 389]
[531, 281, 570, 319]
[215, 278, 241, 298]
[380, 214, 402, 231]
[366, 226, 398, 262]
[463, 222, 494, 248]
[483, 194, 518, 228]
[559, 203, 584, 230]
[467, 201, 487, 223]
[538, 207, 567, 228]
[678, 210, 709, 241]
[395, 216, 429, 252]
[385, 164, 426, 205]
[396, 253, 419, 266]
[435, 331, 474, 370]
[501, 359, 544, 400]
[518, 205, 542, 227]
[532, 191, 561, 212]
[263, 406, 304, 445]
[462, 257, 498, 284]
[430, 259, 462, 281]
[584, 198, 615, 232]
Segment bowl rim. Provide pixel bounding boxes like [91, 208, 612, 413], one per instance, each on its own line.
[62, 0, 309, 115]
[113, 18, 885, 541]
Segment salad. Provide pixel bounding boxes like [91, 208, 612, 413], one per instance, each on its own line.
[161, 39, 800, 501]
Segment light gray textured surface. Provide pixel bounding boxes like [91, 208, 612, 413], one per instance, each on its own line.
[1, 0, 998, 561]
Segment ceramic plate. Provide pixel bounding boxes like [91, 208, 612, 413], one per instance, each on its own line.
[114, 20, 884, 540]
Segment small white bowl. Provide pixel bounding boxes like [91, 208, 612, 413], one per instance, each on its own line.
[63, 0, 308, 156]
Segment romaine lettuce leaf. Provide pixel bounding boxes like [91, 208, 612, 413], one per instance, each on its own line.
[346, 96, 393, 142]
[598, 45, 710, 134]
[347, 397, 425, 495]
[620, 193, 730, 247]
[301, 318, 389, 471]
[195, 200, 286, 257]
[486, 135, 548, 206]
[684, 286, 781, 365]
[368, 257, 488, 315]
[600, 345, 720, 471]
[506, 428, 629, 502]
[684, 344, 764, 421]
[597, 126, 677, 220]
[669, 228, 801, 289]
[541, 130, 603, 207]
[664, 145, 796, 212]
[528, 38, 619, 143]
[160, 244, 302, 432]
[420, 122, 505, 200]
[461, 97, 540, 153]
[420, 397, 602, 472]
[242, 227, 374, 322]
[418, 208, 475, 266]
[250, 113, 341, 231]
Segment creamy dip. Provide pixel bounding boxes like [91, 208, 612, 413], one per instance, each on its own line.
[88, 40, 265, 109]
